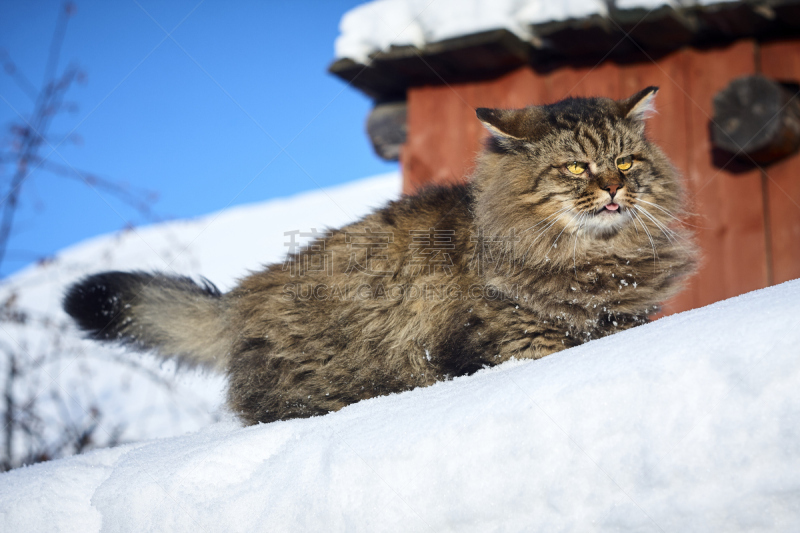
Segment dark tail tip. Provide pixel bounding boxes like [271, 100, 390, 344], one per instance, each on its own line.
[63, 271, 141, 341]
[63, 271, 222, 343]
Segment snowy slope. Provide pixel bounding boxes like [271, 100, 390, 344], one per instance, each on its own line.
[1, 273, 799, 531]
[0, 173, 401, 453]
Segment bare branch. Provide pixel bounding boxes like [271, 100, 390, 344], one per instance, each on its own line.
[0, 52, 39, 103]
[0, 2, 187, 472]
[41, 3, 73, 92]
[27, 157, 161, 220]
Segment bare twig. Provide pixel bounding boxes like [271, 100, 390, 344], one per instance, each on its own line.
[0, 3, 183, 472]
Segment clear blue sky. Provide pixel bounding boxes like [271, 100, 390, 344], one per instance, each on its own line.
[0, 0, 395, 277]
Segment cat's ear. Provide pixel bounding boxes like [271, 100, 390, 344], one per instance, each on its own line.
[476, 108, 529, 141]
[618, 86, 658, 121]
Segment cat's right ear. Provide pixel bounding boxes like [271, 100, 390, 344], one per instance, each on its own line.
[476, 108, 527, 141]
[618, 86, 659, 121]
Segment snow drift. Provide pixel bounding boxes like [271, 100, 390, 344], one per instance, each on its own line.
[1, 269, 799, 530]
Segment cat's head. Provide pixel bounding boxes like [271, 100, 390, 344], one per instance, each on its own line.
[472, 87, 688, 267]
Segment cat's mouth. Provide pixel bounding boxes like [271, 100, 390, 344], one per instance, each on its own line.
[583, 202, 630, 235]
[596, 203, 622, 215]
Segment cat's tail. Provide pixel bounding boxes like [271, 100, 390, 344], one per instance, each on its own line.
[63, 271, 233, 371]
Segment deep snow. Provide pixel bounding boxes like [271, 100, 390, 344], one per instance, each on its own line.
[1, 264, 799, 529]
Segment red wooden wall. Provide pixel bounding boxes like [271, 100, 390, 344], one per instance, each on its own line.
[399, 39, 800, 315]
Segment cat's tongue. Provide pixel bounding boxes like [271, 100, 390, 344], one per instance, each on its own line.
[605, 203, 619, 211]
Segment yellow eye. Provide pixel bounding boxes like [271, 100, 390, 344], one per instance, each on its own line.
[616, 156, 633, 171]
[566, 162, 587, 175]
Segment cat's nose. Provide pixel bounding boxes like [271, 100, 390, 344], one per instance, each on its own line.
[604, 183, 622, 199]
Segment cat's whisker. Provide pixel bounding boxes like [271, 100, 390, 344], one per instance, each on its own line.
[517, 210, 569, 262]
[581, 216, 589, 269]
[636, 198, 705, 229]
[486, 208, 566, 269]
[634, 205, 675, 243]
[648, 210, 680, 242]
[481, 207, 558, 269]
[635, 198, 684, 231]
[519, 207, 571, 235]
[631, 212, 640, 237]
[549, 211, 583, 254]
[632, 209, 659, 268]
[636, 205, 695, 258]
[636, 205, 686, 245]
[519, 209, 565, 235]
[521, 211, 572, 265]
[572, 212, 587, 275]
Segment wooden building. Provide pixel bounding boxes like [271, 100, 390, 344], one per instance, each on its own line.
[330, 2, 800, 315]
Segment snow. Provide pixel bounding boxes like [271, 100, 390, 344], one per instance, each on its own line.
[1, 243, 799, 529]
[0, 173, 401, 454]
[334, 0, 737, 64]
[1, 169, 799, 529]
[335, 0, 605, 63]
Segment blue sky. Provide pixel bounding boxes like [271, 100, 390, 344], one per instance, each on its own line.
[0, 0, 395, 277]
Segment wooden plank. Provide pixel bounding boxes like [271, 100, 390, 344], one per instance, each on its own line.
[402, 82, 479, 193]
[680, 41, 768, 307]
[479, 66, 543, 108]
[759, 39, 800, 285]
[542, 60, 622, 101]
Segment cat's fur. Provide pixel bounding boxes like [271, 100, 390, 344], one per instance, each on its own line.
[64, 88, 696, 425]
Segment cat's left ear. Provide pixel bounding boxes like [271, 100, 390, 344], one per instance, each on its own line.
[618, 86, 659, 121]
[476, 107, 544, 150]
[476, 108, 528, 140]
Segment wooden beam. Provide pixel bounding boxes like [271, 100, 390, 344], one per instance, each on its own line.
[366, 102, 407, 161]
[711, 75, 800, 164]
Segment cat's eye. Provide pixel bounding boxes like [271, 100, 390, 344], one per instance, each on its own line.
[616, 156, 633, 171]
[566, 162, 587, 175]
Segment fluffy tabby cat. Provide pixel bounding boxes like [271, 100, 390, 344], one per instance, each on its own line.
[64, 87, 696, 425]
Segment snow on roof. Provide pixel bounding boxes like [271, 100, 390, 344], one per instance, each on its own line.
[335, 0, 604, 64]
[334, 0, 741, 64]
[2, 272, 799, 530]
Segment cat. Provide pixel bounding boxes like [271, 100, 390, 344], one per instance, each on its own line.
[64, 87, 696, 425]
